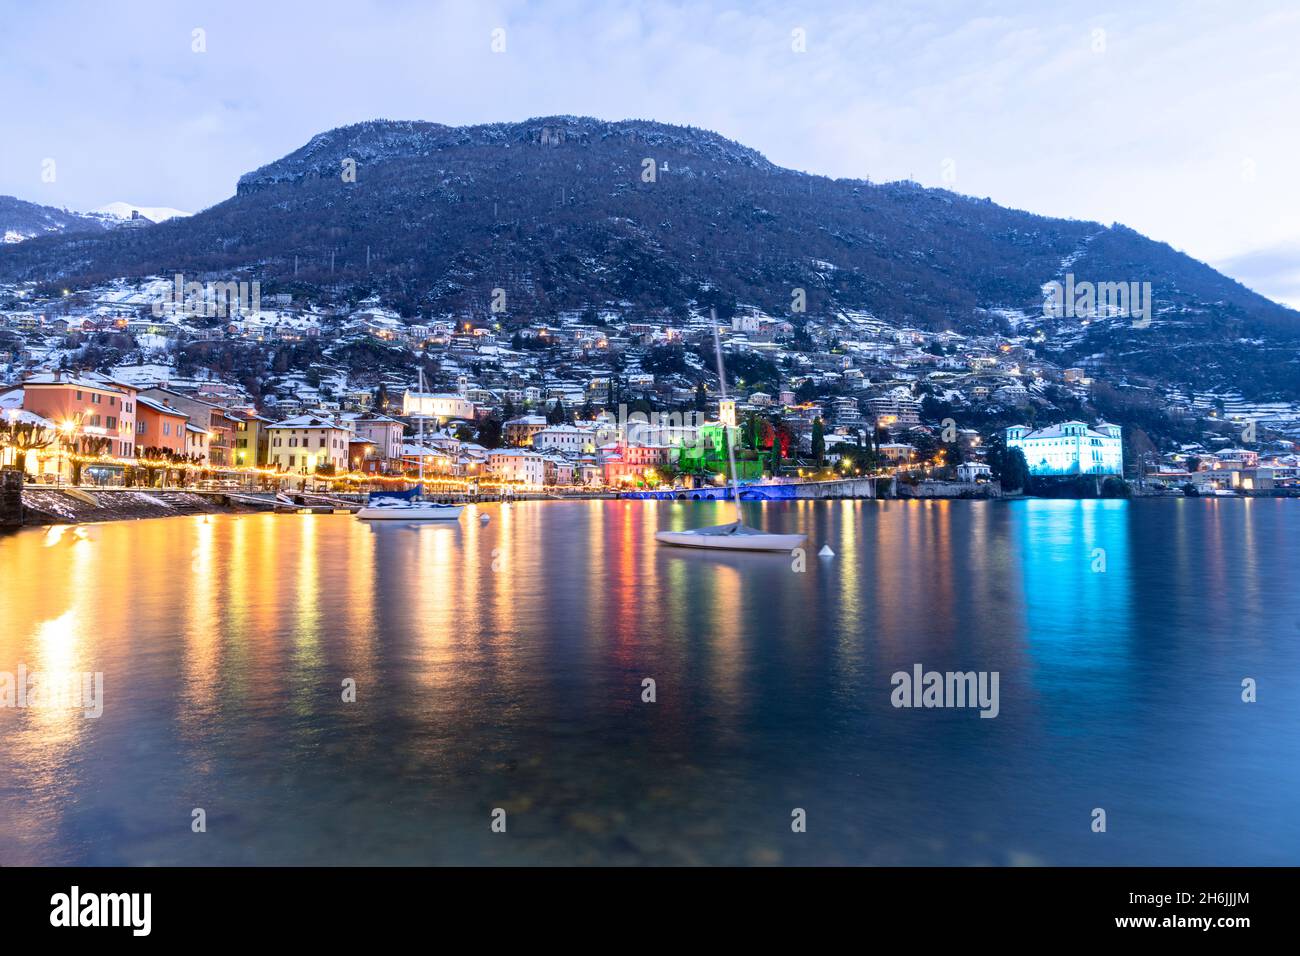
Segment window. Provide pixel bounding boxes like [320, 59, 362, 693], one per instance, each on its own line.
[106, 417, 117, 429]
[138, 421, 146, 435]
[289, 455, 295, 466]
[109, 396, 115, 406]
[163, 422, 171, 436]
[75, 390, 83, 400]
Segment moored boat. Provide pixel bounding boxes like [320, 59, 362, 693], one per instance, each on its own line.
[655, 521, 805, 552]
[356, 498, 465, 521]
[653, 308, 808, 554]
[355, 367, 465, 523]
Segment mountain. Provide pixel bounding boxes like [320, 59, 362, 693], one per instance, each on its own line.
[1, 116, 1297, 397]
[93, 202, 192, 224]
[0, 195, 114, 244]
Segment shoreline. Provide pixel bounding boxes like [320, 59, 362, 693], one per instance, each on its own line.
[5, 485, 1291, 528]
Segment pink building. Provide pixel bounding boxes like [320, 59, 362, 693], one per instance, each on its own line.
[21, 372, 138, 459]
[134, 395, 190, 456]
[602, 443, 672, 486]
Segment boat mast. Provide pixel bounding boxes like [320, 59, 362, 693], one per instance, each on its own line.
[710, 308, 743, 524]
[417, 367, 425, 488]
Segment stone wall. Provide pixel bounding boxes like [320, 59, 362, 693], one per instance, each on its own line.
[0, 470, 23, 527]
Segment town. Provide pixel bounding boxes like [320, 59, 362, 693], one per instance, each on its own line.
[1, 272, 1298, 507]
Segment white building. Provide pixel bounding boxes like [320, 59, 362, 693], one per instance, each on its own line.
[402, 390, 475, 421]
[1006, 421, 1123, 476]
[267, 414, 351, 482]
[957, 461, 993, 482]
[488, 449, 545, 488]
[350, 414, 406, 461]
[533, 424, 596, 455]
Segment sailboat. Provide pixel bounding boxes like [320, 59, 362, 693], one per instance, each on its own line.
[654, 309, 806, 553]
[357, 369, 465, 522]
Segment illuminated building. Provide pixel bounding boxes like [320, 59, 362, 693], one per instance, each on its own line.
[1006, 421, 1123, 476]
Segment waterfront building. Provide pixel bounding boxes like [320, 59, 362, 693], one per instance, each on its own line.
[602, 442, 673, 486]
[21, 371, 139, 460]
[139, 387, 236, 466]
[676, 421, 762, 481]
[487, 449, 545, 487]
[135, 395, 190, 456]
[542, 455, 576, 486]
[266, 415, 350, 483]
[185, 422, 209, 464]
[232, 411, 273, 467]
[1006, 421, 1123, 476]
[957, 461, 993, 482]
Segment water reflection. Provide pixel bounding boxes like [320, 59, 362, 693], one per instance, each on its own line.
[1, 500, 1297, 865]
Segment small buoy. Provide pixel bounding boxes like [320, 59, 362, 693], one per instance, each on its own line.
[818, 545, 835, 557]
[479, 513, 490, 524]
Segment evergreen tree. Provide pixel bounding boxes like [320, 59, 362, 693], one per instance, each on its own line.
[478, 416, 503, 449]
[811, 417, 825, 465]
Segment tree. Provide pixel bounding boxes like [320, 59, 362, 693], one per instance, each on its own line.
[694, 382, 707, 412]
[70, 436, 112, 486]
[811, 418, 825, 465]
[477, 416, 503, 449]
[1, 420, 54, 474]
[547, 398, 568, 425]
[769, 419, 785, 475]
[1002, 447, 1032, 494]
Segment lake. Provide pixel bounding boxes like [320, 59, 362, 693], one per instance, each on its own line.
[1, 498, 1297, 865]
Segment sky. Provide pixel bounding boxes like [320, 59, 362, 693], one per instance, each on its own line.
[3, 0, 1298, 307]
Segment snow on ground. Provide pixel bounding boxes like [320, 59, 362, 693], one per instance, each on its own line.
[93, 202, 191, 223]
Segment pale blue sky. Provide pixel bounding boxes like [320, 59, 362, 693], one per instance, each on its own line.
[2, 0, 1297, 306]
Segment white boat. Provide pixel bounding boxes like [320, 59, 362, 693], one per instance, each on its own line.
[357, 498, 465, 521]
[654, 308, 806, 553]
[655, 521, 805, 552]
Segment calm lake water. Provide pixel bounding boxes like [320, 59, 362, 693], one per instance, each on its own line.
[1, 498, 1298, 866]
